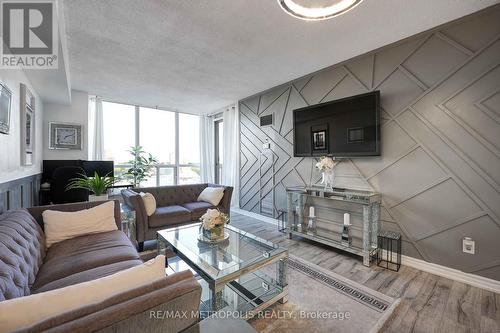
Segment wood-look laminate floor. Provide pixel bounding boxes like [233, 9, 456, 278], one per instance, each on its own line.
[229, 212, 500, 333]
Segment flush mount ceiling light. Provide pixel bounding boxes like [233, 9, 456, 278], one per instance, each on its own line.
[278, 0, 363, 21]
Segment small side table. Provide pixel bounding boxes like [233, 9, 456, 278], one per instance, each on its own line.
[120, 203, 137, 247]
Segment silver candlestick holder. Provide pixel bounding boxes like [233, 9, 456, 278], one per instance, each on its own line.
[341, 224, 351, 247]
[306, 216, 317, 234]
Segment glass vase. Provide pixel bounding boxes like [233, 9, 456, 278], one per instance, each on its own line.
[203, 224, 225, 241]
[211, 224, 225, 239]
[321, 170, 335, 192]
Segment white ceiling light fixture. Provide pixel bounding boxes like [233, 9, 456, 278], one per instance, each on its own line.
[278, 0, 364, 21]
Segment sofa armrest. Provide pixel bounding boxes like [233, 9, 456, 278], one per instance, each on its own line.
[208, 184, 233, 216]
[19, 271, 201, 333]
[121, 189, 149, 243]
[26, 200, 122, 230]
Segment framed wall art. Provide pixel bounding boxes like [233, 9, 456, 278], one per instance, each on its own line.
[20, 83, 35, 165]
[49, 122, 83, 150]
[0, 82, 12, 134]
[311, 124, 328, 154]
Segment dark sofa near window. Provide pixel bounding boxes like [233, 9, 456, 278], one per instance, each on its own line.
[121, 184, 233, 250]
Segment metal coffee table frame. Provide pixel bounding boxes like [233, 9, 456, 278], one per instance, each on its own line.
[157, 223, 288, 317]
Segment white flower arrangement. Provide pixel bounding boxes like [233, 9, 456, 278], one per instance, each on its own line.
[200, 208, 229, 230]
[315, 156, 337, 172]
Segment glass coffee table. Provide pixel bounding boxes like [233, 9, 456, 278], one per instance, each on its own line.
[157, 223, 288, 317]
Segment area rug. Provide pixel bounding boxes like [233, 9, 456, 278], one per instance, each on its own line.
[248, 255, 401, 333]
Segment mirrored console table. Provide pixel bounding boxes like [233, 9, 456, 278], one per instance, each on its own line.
[286, 186, 381, 266]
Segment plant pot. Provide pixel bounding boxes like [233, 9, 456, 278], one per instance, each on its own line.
[89, 194, 109, 202]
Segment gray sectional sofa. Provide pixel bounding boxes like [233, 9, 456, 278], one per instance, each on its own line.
[0, 200, 201, 333]
[122, 184, 233, 251]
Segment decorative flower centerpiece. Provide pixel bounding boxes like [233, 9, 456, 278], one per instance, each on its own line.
[199, 209, 229, 242]
[315, 156, 338, 191]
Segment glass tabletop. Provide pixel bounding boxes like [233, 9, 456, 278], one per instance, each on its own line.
[286, 185, 381, 204]
[157, 223, 287, 283]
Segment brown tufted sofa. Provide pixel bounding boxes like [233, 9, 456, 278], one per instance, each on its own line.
[0, 201, 201, 333]
[121, 184, 233, 251]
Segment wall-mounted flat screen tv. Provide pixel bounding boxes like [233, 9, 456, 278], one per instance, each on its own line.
[293, 91, 380, 157]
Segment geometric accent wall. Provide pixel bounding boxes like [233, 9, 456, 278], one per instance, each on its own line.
[239, 6, 500, 280]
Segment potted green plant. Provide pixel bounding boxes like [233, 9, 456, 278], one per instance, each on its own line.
[66, 172, 117, 201]
[123, 146, 158, 187]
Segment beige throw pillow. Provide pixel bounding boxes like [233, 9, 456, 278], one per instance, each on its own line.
[140, 192, 156, 216]
[0, 255, 166, 333]
[197, 187, 225, 206]
[42, 201, 118, 248]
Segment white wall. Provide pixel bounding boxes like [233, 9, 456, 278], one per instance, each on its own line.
[43, 90, 88, 160]
[0, 70, 43, 184]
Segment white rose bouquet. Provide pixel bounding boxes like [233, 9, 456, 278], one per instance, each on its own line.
[200, 208, 229, 241]
[316, 156, 338, 191]
[200, 208, 229, 231]
[315, 156, 337, 172]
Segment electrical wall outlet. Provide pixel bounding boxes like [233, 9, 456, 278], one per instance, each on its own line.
[262, 138, 271, 150]
[463, 237, 475, 254]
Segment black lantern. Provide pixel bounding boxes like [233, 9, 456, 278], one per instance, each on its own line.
[377, 231, 401, 272]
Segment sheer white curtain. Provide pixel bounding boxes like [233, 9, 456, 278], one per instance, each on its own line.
[200, 115, 215, 183]
[88, 96, 104, 160]
[222, 105, 239, 207]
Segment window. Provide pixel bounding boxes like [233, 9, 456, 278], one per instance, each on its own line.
[139, 107, 175, 165]
[101, 101, 200, 186]
[178, 113, 201, 184]
[178, 113, 200, 165]
[102, 102, 136, 185]
[140, 107, 176, 185]
[102, 102, 135, 163]
[179, 166, 200, 185]
[214, 119, 223, 184]
[158, 167, 175, 185]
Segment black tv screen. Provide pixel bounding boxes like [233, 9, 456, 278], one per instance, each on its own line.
[293, 91, 380, 157]
[42, 160, 115, 182]
[82, 161, 114, 178]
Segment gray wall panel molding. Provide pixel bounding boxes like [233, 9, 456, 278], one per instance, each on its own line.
[238, 6, 500, 280]
[0, 174, 41, 212]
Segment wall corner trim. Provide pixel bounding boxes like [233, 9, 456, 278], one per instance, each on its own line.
[232, 208, 500, 294]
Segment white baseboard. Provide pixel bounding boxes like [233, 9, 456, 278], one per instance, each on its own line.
[231, 207, 279, 226]
[399, 254, 500, 294]
[231, 207, 500, 294]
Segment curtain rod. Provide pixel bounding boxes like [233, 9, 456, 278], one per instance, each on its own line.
[90, 95, 200, 117]
[205, 105, 236, 117]
[91, 94, 236, 118]
[98, 97, 179, 113]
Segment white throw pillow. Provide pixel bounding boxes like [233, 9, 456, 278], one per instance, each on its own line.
[0, 255, 166, 333]
[139, 192, 156, 216]
[42, 201, 118, 248]
[197, 187, 225, 206]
